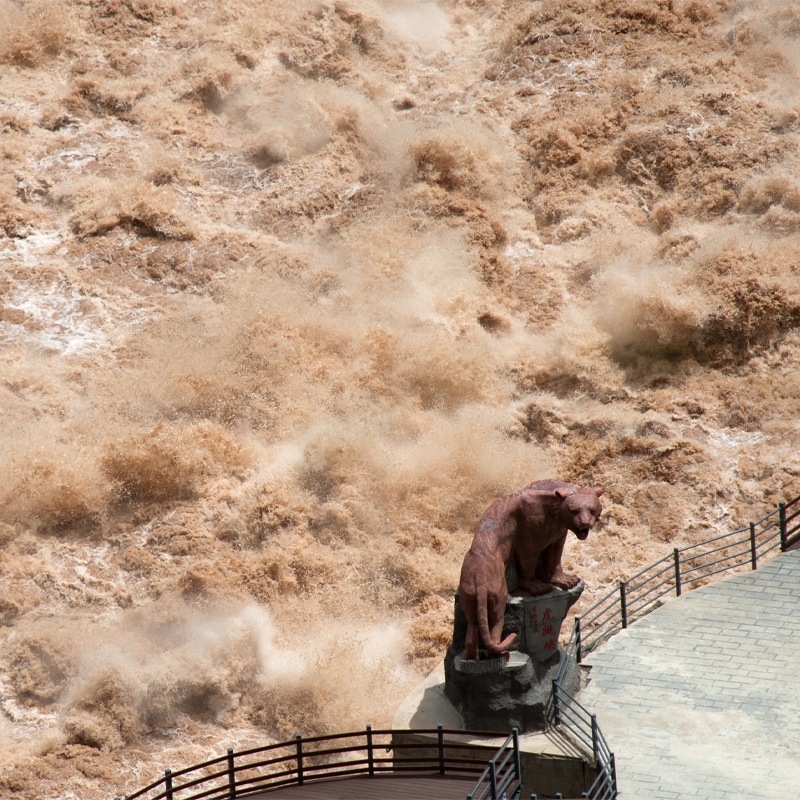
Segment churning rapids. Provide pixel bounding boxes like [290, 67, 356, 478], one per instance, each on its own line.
[2, 0, 800, 796]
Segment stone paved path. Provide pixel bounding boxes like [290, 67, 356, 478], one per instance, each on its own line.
[580, 549, 800, 799]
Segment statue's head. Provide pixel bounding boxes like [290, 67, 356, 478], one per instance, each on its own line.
[556, 486, 603, 540]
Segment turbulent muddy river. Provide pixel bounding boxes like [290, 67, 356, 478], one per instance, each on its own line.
[1, 0, 800, 796]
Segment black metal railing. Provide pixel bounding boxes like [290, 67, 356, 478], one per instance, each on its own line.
[573, 493, 800, 660]
[546, 491, 800, 799]
[552, 624, 617, 799]
[118, 725, 521, 800]
[466, 728, 521, 800]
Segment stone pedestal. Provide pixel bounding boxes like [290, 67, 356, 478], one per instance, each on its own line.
[444, 578, 583, 733]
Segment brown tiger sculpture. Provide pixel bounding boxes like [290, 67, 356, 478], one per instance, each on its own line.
[459, 480, 603, 660]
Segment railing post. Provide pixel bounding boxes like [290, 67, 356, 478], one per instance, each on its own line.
[295, 734, 304, 785]
[366, 724, 374, 777]
[512, 727, 521, 781]
[488, 759, 497, 800]
[575, 617, 582, 664]
[227, 748, 236, 799]
[165, 769, 173, 800]
[750, 522, 758, 570]
[780, 502, 787, 551]
[590, 714, 598, 763]
[437, 723, 445, 775]
[619, 581, 628, 629]
[673, 548, 682, 597]
[552, 679, 560, 724]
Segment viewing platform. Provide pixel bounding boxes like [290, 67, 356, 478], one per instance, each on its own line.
[580, 548, 800, 798]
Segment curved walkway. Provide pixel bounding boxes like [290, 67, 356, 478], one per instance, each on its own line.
[580, 549, 800, 799]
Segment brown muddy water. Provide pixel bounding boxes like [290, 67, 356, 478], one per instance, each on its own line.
[1, 0, 800, 797]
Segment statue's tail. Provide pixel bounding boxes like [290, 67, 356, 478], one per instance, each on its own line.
[476, 586, 517, 656]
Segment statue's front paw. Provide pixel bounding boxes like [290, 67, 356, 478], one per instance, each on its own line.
[551, 572, 580, 590]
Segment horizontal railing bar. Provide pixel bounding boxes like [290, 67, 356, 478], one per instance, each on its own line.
[681, 547, 750, 574]
[556, 703, 593, 735]
[581, 601, 622, 629]
[593, 736, 611, 763]
[620, 553, 673, 586]
[301, 757, 371, 773]
[784, 494, 800, 510]
[684, 561, 750, 583]
[389, 760, 487, 770]
[757, 528, 782, 549]
[588, 767, 613, 794]
[391, 741, 508, 753]
[555, 696, 592, 728]
[558, 686, 592, 732]
[577, 584, 624, 623]
[759, 539, 782, 556]
[557, 704, 593, 736]
[171, 767, 230, 795]
[496, 771, 517, 792]
[234, 767, 298, 788]
[126, 779, 168, 800]
[389, 763, 484, 773]
[556, 685, 597, 718]
[588, 769, 613, 795]
[557, 716, 592, 747]
[596, 740, 611, 764]
[239, 761, 485, 792]
[556, 702, 593, 736]
[626, 573, 674, 605]
[152, 753, 231, 784]
[555, 657, 575, 684]
[599, 781, 616, 800]
[495, 772, 517, 793]
[626, 579, 683, 618]
[227, 728, 505, 762]
[752, 506, 780, 525]
[232, 752, 426, 779]
[786, 522, 800, 537]
[561, 639, 578, 662]
[582, 618, 623, 648]
[496, 749, 514, 774]
[680, 527, 748, 551]
[469, 765, 492, 800]
[580, 597, 623, 628]
[596, 728, 612, 758]
[785, 507, 800, 526]
[681, 536, 750, 562]
[558, 718, 593, 751]
[625, 563, 674, 595]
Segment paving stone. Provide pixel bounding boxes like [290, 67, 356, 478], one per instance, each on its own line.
[579, 549, 800, 799]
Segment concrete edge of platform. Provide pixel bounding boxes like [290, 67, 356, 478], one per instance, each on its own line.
[392, 661, 599, 798]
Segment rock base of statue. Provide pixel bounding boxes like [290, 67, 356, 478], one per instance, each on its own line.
[443, 577, 584, 734]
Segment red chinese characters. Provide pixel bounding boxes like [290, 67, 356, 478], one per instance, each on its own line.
[543, 638, 556, 651]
